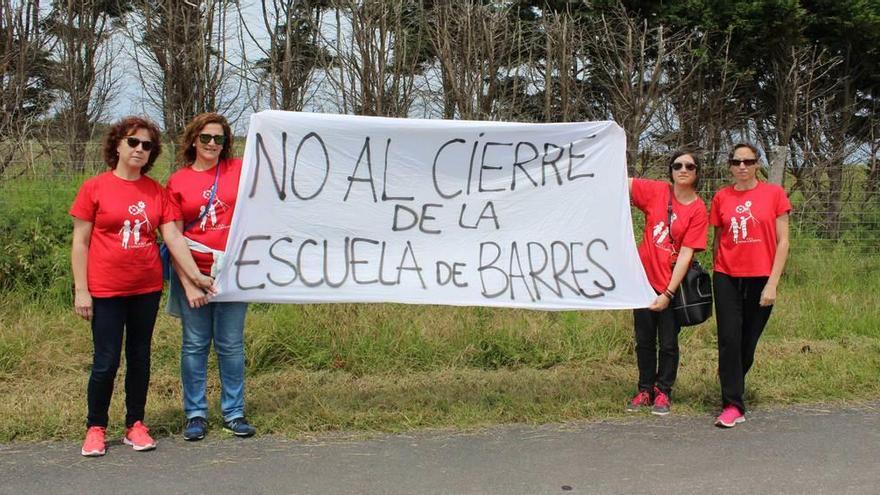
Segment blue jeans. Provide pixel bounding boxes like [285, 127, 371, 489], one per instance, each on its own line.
[172, 273, 249, 421]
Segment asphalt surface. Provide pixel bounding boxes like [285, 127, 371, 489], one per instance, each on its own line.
[1, 403, 877, 495]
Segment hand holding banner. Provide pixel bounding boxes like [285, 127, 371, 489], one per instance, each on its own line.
[212, 111, 654, 310]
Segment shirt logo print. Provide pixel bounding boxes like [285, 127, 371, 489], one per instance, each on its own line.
[730, 200, 761, 244]
[121, 200, 152, 249]
[651, 213, 677, 253]
[198, 188, 230, 232]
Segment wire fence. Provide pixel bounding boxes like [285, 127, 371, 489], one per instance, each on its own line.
[2, 141, 878, 252]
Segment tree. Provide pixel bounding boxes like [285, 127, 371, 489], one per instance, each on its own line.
[800, 0, 880, 236]
[0, 0, 54, 177]
[581, 3, 703, 170]
[237, 0, 327, 112]
[659, 32, 745, 189]
[129, 0, 240, 143]
[46, 0, 127, 170]
[320, 0, 427, 117]
[426, 0, 526, 120]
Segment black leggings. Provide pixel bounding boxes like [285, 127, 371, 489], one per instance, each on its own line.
[87, 291, 161, 428]
[713, 272, 773, 413]
[633, 305, 681, 396]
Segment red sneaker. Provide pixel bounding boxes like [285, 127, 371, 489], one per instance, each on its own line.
[124, 421, 157, 451]
[81, 426, 106, 457]
[715, 405, 745, 428]
[626, 390, 652, 412]
[652, 387, 671, 416]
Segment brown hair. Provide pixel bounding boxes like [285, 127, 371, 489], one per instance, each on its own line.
[176, 112, 234, 166]
[667, 149, 701, 190]
[101, 116, 162, 174]
[728, 142, 761, 162]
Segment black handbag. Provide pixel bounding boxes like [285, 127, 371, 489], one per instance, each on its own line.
[666, 188, 713, 326]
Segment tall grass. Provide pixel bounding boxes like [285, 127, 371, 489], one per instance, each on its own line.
[1, 167, 878, 441]
[0, 242, 877, 441]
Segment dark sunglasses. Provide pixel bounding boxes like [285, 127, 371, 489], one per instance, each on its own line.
[729, 158, 758, 167]
[125, 137, 154, 151]
[672, 161, 697, 171]
[198, 133, 226, 145]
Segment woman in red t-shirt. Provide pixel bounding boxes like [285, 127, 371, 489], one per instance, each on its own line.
[165, 113, 256, 440]
[626, 150, 708, 415]
[710, 143, 792, 428]
[71, 116, 213, 457]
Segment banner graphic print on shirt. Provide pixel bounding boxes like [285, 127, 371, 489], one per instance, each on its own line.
[122, 200, 151, 249]
[212, 111, 654, 310]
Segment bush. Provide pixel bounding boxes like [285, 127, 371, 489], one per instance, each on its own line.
[0, 178, 79, 303]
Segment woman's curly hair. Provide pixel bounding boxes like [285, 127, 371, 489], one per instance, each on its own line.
[101, 116, 162, 174]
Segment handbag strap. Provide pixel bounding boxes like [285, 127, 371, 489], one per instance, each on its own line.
[182, 161, 222, 233]
[666, 185, 676, 248]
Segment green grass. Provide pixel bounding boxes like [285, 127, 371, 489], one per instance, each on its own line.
[1, 157, 878, 441]
[0, 243, 878, 442]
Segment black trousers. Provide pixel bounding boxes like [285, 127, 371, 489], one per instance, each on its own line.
[713, 272, 773, 413]
[87, 291, 161, 428]
[633, 304, 680, 396]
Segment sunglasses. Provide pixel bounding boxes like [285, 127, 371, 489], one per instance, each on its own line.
[672, 161, 697, 171]
[125, 137, 154, 151]
[198, 133, 226, 145]
[729, 158, 758, 167]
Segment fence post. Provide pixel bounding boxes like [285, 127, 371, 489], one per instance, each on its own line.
[768, 145, 786, 185]
[28, 141, 37, 175]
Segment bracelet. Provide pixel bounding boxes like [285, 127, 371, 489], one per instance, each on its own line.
[662, 288, 674, 299]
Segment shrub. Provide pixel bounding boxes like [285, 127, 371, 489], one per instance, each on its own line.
[0, 179, 78, 303]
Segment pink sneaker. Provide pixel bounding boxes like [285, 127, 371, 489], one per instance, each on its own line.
[652, 387, 671, 416]
[626, 390, 652, 412]
[124, 421, 157, 451]
[715, 405, 745, 428]
[81, 426, 106, 457]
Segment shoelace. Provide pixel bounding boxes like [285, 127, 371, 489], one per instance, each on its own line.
[137, 424, 150, 433]
[188, 418, 206, 429]
[633, 392, 650, 405]
[129, 423, 151, 438]
[86, 428, 105, 440]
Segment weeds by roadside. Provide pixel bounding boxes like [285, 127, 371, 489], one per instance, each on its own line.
[1, 244, 877, 441]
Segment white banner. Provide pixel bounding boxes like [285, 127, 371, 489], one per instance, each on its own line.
[213, 111, 654, 310]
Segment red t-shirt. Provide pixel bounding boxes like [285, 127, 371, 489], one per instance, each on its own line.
[631, 179, 709, 293]
[166, 158, 243, 275]
[710, 182, 792, 277]
[69, 171, 178, 297]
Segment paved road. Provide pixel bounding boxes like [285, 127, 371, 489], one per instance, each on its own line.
[1, 403, 877, 495]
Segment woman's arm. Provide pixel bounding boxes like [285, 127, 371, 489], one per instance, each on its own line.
[163, 220, 215, 309]
[760, 213, 790, 306]
[173, 260, 212, 309]
[712, 226, 721, 259]
[159, 221, 214, 290]
[71, 218, 93, 321]
[649, 246, 696, 311]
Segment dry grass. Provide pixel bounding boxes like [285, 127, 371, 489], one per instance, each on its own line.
[1, 243, 878, 441]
